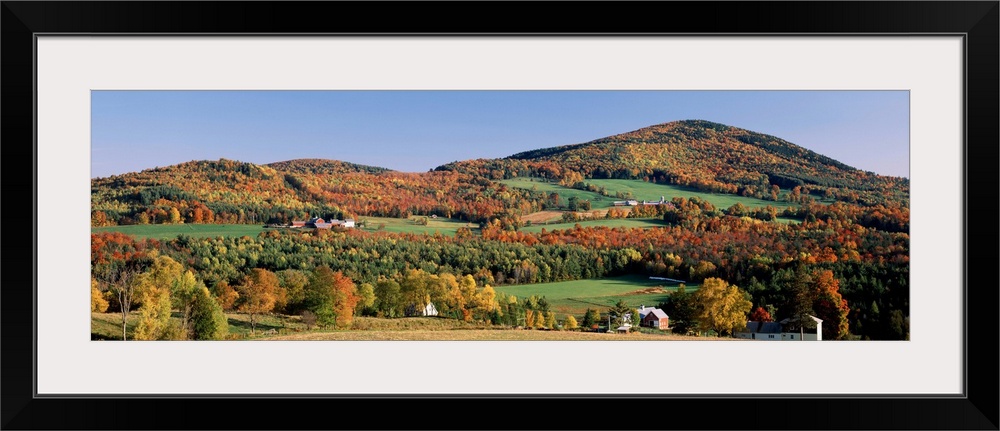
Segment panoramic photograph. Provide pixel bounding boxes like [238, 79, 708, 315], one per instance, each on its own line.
[89, 90, 910, 341]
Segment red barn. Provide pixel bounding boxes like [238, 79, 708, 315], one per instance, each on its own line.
[639, 307, 669, 330]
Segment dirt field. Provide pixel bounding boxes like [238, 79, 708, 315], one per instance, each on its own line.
[520, 211, 564, 224]
[521, 209, 616, 225]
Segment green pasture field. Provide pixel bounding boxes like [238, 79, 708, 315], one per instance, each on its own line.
[584, 179, 781, 210]
[503, 178, 817, 222]
[499, 177, 615, 209]
[494, 274, 698, 318]
[520, 217, 668, 233]
[91, 223, 265, 240]
[775, 216, 803, 224]
[357, 216, 476, 236]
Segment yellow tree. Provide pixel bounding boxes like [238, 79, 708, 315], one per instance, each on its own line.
[564, 315, 578, 330]
[476, 285, 498, 321]
[236, 268, 278, 335]
[171, 270, 202, 337]
[91, 278, 109, 313]
[133, 255, 184, 340]
[691, 277, 752, 337]
[525, 309, 536, 329]
[168, 207, 182, 224]
[133, 283, 173, 340]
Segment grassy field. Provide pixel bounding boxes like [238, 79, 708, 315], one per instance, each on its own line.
[504, 178, 813, 227]
[358, 216, 476, 236]
[92, 223, 265, 240]
[92, 217, 479, 240]
[520, 217, 667, 233]
[494, 274, 697, 318]
[585, 179, 780, 210]
[499, 178, 615, 209]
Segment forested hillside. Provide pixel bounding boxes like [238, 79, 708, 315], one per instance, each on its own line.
[91, 158, 542, 226]
[439, 120, 908, 207]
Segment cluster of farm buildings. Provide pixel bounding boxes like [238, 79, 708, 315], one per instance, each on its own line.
[290, 216, 355, 229]
[612, 196, 673, 207]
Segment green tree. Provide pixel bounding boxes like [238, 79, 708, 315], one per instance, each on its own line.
[276, 269, 309, 313]
[190, 286, 229, 340]
[582, 308, 601, 331]
[357, 282, 376, 316]
[887, 309, 909, 340]
[373, 278, 403, 318]
[780, 265, 818, 333]
[661, 284, 697, 334]
[608, 300, 633, 329]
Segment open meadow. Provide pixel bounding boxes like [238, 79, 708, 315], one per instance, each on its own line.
[91, 223, 264, 240]
[584, 179, 784, 209]
[494, 274, 697, 318]
[499, 178, 615, 209]
[356, 216, 476, 236]
[520, 217, 668, 233]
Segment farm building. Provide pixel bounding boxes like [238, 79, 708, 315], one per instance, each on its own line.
[423, 302, 438, 316]
[735, 315, 823, 340]
[290, 217, 355, 229]
[641, 196, 668, 205]
[637, 305, 669, 329]
[404, 301, 439, 317]
[613, 200, 639, 206]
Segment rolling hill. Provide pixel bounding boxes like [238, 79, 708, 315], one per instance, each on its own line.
[91, 120, 908, 227]
[438, 120, 909, 206]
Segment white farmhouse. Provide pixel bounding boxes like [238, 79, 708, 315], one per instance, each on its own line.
[736, 315, 823, 340]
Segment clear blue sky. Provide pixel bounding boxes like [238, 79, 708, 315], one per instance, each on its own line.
[91, 91, 909, 179]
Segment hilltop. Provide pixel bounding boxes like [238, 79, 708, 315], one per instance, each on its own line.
[91, 120, 908, 227]
[438, 120, 908, 206]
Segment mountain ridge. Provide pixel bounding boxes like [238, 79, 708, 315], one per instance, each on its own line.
[91, 120, 908, 226]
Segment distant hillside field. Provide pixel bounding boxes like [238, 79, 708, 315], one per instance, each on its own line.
[357, 216, 476, 236]
[494, 274, 698, 318]
[585, 179, 788, 209]
[91, 223, 264, 239]
[499, 177, 616, 209]
[520, 217, 668, 233]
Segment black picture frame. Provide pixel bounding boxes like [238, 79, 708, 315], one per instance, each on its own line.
[2, 2, 997, 430]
